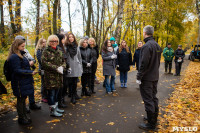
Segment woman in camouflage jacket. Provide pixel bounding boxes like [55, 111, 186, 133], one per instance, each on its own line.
[41, 35, 66, 117]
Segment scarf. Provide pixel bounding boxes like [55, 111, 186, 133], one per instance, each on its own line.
[67, 42, 77, 59]
[107, 46, 113, 52]
[112, 43, 118, 48]
[51, 46, 57, 50]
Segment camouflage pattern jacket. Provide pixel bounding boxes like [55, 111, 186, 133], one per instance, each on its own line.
[41, 46, 66, 89]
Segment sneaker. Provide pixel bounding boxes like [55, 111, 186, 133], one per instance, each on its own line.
[121, 83, 124, 88]
[124, 83, 127, 88]
[112, 90, 116, 92]
[107, 92, 112, 94]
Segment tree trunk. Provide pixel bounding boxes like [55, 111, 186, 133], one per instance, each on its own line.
[114, 0, 125, 44]
[86, 0, 92, 36]
[0, 0, 5, 47]
[98, 0, 105, 50]
[53, 0, 58, 34]
[8, 0, 16, 35]
[91, 7, 95, 38]
[66, 0, 72, 32]
[78, 0, 86, 35]
[15, 0, 22, 33]
[122, 12, 135, 40]
[47, 1, 52, 34]
[196, 0, 200, 44]
[35, 0, 40, 47]
[96, 0, 100, 45]
[58, 0, 61, 33]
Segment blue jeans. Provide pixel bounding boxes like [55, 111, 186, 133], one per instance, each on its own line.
[47, 89, 59, 105]
[120, 71, 128, 83]
[105, 75, 115, 92]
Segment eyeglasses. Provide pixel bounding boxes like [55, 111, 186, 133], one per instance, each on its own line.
[50, 40, 58, 43]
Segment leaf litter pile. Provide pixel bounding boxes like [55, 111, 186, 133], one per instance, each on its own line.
[158, 61, 200, 132]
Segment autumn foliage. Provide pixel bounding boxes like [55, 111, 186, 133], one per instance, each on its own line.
[158, 61, 200, 132]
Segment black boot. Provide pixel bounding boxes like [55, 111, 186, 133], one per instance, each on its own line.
[139, 112, 157, 131]
[29, 102, 41, 110]
[71, 95, 76, 104]
[81, 88, 91, 96]
[18, 118, 32, 125]
[58, 100, 67, 108]
[168, 68, 173, 74]
[143, 116, 148, 121]
[75, 92, 81, 100]
[85, 89, 91, 96]
[90, 87, 96, 94]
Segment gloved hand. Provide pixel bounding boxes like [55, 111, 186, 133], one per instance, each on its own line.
[136, 80, 141, 84]
[87, 63, 91, 67]
[57, 66, 63, 74]
[113, 54, 117, 59]
[116, 65, 119, 68]
[68, 68, 72, 74]
[111, 54, 117, 59]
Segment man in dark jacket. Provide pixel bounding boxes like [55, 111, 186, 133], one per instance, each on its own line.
[174, 45, 185, 76]
[136, 25, 162, 131]
[133, 41, 143, 70]
[163, 43, 174, 74]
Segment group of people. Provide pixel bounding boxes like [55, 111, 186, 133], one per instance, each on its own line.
[5, 25, 186, 131]
[163, 43, 185, 76]
[6, 33, 101, 125]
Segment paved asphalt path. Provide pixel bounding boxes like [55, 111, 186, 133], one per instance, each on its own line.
[0, 56, 190, 133]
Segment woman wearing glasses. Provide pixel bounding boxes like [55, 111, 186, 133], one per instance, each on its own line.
[41, 35, 66, 117]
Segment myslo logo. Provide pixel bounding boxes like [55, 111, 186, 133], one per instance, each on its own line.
[172, 127, 198, 132]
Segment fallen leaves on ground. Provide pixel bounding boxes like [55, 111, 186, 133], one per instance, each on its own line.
[46, 119, 61, 123]
[158, 61, 200, 132]
[106, 122, 115, 126]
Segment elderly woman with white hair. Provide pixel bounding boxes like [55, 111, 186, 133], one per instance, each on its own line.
[41, 35, 66, 117]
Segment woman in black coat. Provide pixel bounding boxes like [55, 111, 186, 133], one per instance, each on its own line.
[88, 38, 99, 94]
[56, 34, 68, 108]
[116, 40, 132, 88]
[133, 41, 143, 70]
[80, 39, 93, 96]
[8, 39, 37, 125]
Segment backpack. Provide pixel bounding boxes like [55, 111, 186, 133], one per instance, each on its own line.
[3, 60, 12, 81]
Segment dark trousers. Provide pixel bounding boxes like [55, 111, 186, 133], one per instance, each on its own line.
[68, 77, 78, 95]
[81, 73, 91, 90]
[139, 80, 159, 113]
[58, 74, 67, 101]
[17, 96, 27, 119]
[165, 61, 172, 72]
[47, 89, 59, 105]
[28, 92, 35, 104]
[91, 62, 97, 90]
[175, 62, 182, 75]
[41, 74, 48, 99]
